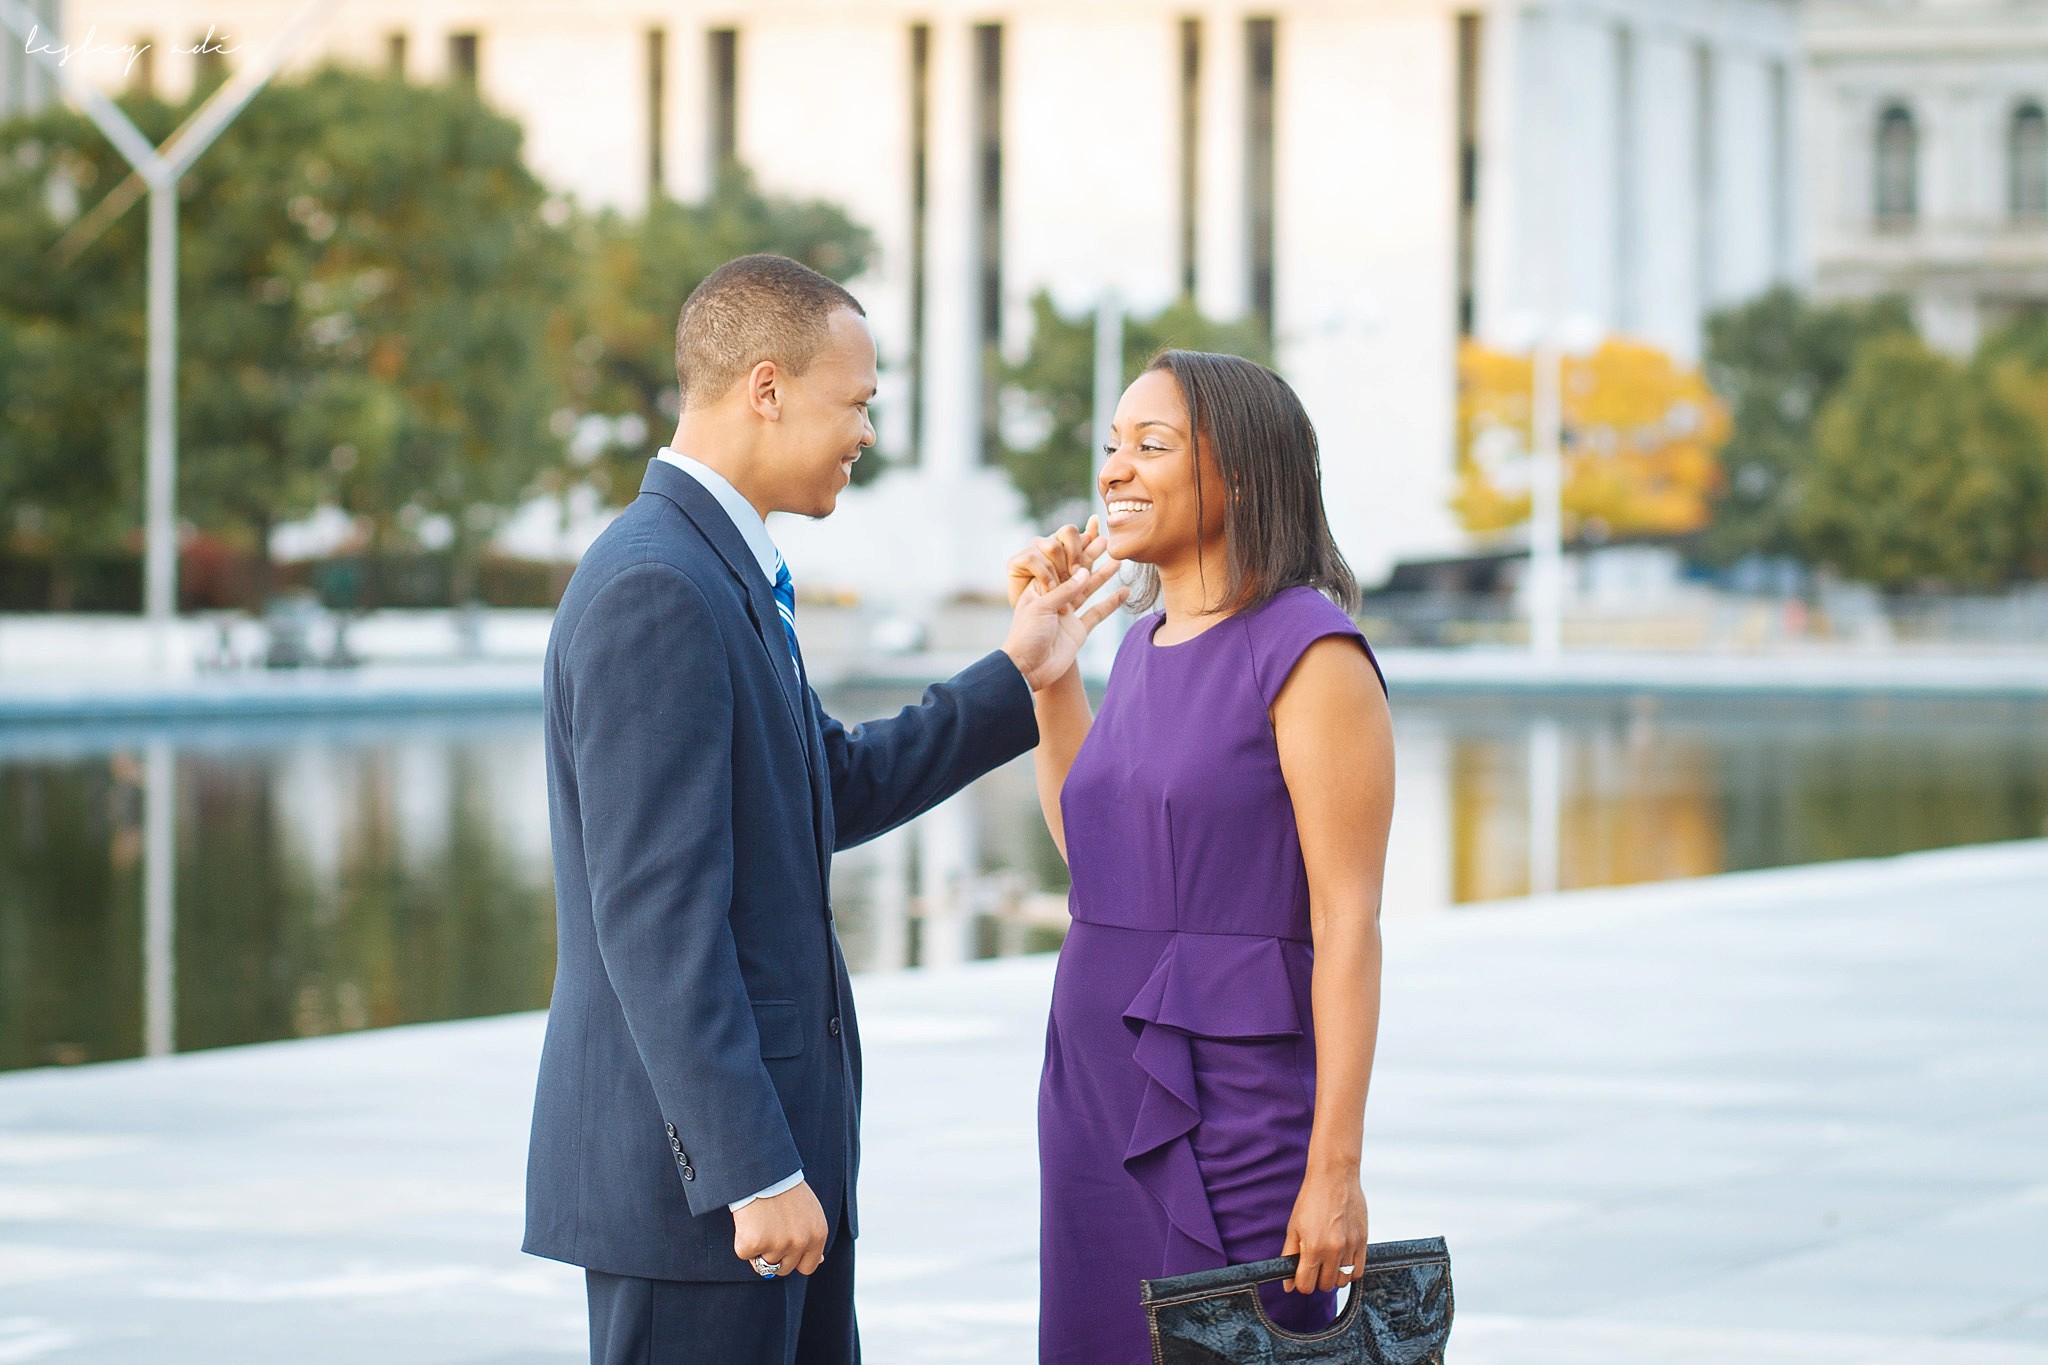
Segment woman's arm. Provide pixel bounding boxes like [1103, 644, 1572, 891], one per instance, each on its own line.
[1005, 518, 1119, 864]
[1271, 635, 1396, 1297]
[1029, 666, 1093, 861]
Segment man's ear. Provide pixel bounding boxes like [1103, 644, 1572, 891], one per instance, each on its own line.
[746, 359, 783, 422]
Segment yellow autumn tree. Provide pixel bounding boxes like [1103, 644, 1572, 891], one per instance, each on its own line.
[1453, 338, 1730, 539]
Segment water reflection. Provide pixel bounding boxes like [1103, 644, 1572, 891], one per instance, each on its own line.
[2, 690, 2044, 1072]
[0, 717, 558, 1072]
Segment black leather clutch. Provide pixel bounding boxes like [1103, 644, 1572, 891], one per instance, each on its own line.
[1140, 1237, 1453, 1365]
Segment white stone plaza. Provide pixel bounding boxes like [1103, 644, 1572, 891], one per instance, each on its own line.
[1, 838, 2044, 1363]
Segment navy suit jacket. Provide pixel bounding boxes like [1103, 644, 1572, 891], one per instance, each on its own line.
[524, 458, 1039, 1282]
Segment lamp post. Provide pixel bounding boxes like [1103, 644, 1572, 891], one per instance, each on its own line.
[1527, 335, 1566, 660]
[1503, 316, 1599, 899]
[0, 0, 345, 672]
[1500, 312, 1602, 662]
[1, 0, 345, 1057]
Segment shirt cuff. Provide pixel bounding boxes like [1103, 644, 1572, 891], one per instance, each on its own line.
[728, 1169, 804, 1212]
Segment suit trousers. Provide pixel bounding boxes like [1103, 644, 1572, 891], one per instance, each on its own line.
[586, 1210, 858, 1365]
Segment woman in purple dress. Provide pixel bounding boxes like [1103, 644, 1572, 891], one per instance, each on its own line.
[1006, 351, 1395, 1365]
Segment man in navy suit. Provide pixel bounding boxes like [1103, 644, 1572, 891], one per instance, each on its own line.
[524, 255, 1124, 1365]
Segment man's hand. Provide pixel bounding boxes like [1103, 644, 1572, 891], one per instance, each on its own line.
[1001, 516, 1126, 691]
[732, 1179, 830, 1278]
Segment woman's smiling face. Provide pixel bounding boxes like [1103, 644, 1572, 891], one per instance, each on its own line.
[1097, 368, 1229, 571]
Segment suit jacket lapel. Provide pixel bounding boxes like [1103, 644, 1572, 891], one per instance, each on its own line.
[640, 461, 818, 792]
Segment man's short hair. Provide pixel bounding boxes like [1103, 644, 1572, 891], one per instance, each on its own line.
[674, 254, 865, 407]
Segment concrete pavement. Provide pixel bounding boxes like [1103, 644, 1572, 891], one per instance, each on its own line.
[1, 839, 2045, 1363]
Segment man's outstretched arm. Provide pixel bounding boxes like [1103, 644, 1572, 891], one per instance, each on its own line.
[818, 547, 1124, 849]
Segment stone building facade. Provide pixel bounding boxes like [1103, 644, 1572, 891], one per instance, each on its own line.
[37, 0, 1802, 597]
[1806, 0, 2048, 354]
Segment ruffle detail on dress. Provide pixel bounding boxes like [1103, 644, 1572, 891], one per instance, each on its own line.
[1119, 932, 1307, 1264]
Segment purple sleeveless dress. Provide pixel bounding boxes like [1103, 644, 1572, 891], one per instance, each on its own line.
[1037, 585, 1388, 1365]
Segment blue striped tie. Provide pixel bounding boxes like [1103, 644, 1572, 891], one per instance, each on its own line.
[771, 552, 802, 678]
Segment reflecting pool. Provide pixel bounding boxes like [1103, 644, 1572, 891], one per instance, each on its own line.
[3, 687, 2044, 1071]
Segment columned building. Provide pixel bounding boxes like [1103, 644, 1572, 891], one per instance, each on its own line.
[1479, 0, 1804, 357]
[1806, 1, 2048, 356]
[46, 0, 1802, 600]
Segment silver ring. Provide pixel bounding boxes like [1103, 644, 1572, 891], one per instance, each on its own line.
[751, 1256, 783, 1279]
[1339, 1265, 1357, 1276]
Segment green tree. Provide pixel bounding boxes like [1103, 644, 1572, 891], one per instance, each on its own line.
[0, 67, 576, 607]
[0, 104, 156, 605]
[1800, 333, 2034, 589]
[1971, 317, 2048, 579]
[1700, 287, 1914, 566]
[996, 291, 1271, 520]
[183, 68, 575, 602]
[560, 167, 878, 506]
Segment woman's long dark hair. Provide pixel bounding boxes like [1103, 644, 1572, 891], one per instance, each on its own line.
[1124, 349, 1359, 617]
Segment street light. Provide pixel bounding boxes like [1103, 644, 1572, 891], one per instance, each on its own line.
[1498, 312, 1603, 661]
[0, 1, 345, 1058]
[0, 0, 346, 673]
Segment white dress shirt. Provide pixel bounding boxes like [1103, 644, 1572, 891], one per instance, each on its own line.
[655, 446, 805, 1214]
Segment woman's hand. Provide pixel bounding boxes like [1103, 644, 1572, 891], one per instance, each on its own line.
[1006, 518, 1105, 608]
[1281, 1168, 1370, 1296]
[1000, 516, 1125, 691]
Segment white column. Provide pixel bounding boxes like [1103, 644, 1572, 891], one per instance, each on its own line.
[1194, 8, 1246, 320]
[1550, 10, 1617, 326]
[1950, 86, 1994, 231]
[1614, 22, 1641, 334]
[919, 18, 980, 483]
[1625, 30, 1693, 356]
[1473, 3, 1522, 343]
[1693, 41, 1718, 324]
[1772, 58, 1799, 285]
[917, 18, 980, 601]
[663, 25, 708, 204]
[1712, 49, 1773, 308]
[1513, 8, 1566, 338]
[1826, 82, 1875, 274]
[1829, 86, 1865, 253]
[1926, 85, 1961, 230]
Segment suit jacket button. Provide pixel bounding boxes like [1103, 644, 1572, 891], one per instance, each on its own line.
[665, 1123, 677, 1137]
[828, 1017, 842, 1037]
[681, 1164, 695, 1181]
